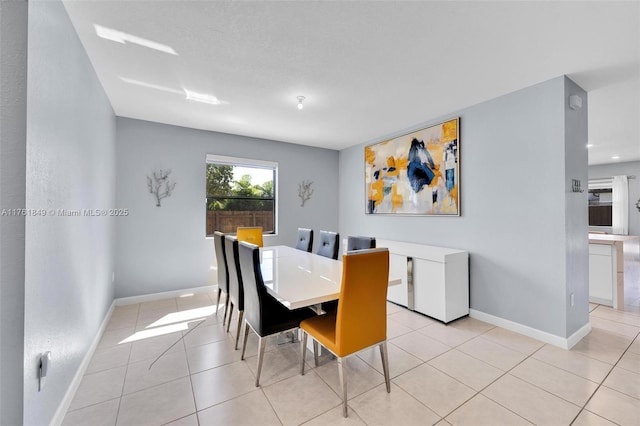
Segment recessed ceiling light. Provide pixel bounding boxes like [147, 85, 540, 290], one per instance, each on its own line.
[184, 89, 228, 105]
[297, 96, 305, 110]
[94, 24, 177, 55]
[586, 144, 594, 148]
[611, 155, 620, 160]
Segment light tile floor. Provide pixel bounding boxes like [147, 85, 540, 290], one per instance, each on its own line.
[63, 294, 640, 426]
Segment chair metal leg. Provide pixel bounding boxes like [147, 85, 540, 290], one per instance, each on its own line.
[226, 302, 234, 333]
[379, 342, 391, 393]
[234, 311, 244, 350]
[300, 332, 307, 375]
[240, 321, 251, 360]
[215, 288, 222, 314]
[222, 295, 230, 326]
[312, 340, 319, 367]
[255, 336, 266, 387]
[337, 357, 348, 417]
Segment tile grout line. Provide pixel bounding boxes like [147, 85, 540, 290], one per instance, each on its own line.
[176, 320, 200, 426]
[435, 327, 537, 424]
[68, 297, 637, 426]
[113, 302, 140, 425]
[258, 386, 285, 426]
[479, 343, 589, 420]
[569, 330, 640, 426]
[386, 322, 533, 424]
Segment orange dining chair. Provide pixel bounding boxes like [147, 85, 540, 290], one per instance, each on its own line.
[299, 248, 390, 417]
[324, 236, 376, 313]
[236, 226, 264, 247]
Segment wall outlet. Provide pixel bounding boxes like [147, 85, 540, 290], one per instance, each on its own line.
[38, 351, 52, 391]
[112, 271, 115, 282]
[570, 293, 575, 307]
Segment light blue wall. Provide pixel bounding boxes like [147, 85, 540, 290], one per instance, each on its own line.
[339, 76, 589, 339]
[24, 2, 116, 424]
[115, 118, 339, 298]
[564, 77, 590, 336]
[589, 160, 640, 236]
[0, 1, 28, 424]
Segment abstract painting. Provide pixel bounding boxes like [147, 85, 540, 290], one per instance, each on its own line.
[365, 118, 459, 215]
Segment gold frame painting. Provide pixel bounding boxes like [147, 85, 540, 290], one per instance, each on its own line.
[365, 118, 460, 215]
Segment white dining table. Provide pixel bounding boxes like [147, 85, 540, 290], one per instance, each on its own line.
[259, 245, 401, 310]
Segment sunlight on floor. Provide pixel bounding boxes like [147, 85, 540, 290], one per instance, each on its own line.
[118, 300, 217, 344]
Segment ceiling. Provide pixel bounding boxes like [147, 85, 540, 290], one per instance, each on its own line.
[62, 1, 639, 165]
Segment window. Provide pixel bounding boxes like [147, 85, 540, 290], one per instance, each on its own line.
[206, 155, 277, 236]
[588, 176, 629, 234]
[588, 187, 612, 227]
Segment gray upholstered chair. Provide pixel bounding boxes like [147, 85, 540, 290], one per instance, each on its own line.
[295, 228, 314, 252]
[213, 231, 230, 325]
[316, 230, 340, 260]
[347, 236, 376, 251]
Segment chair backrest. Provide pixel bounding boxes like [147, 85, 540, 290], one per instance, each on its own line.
[224, 236, 244, 310]
[295, 228, 314, 252]
[237, 226, 264, 247]
[213, 231, 229, 293]
[335, 248, 389, 357]
[238, 241, 267, 335]
[347, 236, 376, 251]
[316, 230, 340, 260]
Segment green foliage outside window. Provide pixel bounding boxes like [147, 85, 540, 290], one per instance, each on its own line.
[206, 164, 274, 211]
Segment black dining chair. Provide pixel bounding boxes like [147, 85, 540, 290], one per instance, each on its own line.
[224, 236, 245, 350]
[238, 241, 316, 387]
[213, 231, 230, 325]
[295, 228, 314, 252]
[316, 230, 340, 260]
[347, 236, 376, 251]
[315, 230, 341, 312]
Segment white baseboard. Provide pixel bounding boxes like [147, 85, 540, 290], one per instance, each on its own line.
[115, 285, 216, 306]
[50, 300, 116, 426]
[566, 321, 592, 349]
[469, 309, 591, 350]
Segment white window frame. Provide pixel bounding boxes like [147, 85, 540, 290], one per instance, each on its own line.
[206, 154, 279, 236]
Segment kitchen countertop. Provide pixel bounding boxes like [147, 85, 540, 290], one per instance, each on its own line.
[588, 234, 640, 244]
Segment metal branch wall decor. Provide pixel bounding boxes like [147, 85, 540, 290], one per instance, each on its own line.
[636, 198, 640, 212]
[147, 169, 176, 207]
[298, 180, 314, 207]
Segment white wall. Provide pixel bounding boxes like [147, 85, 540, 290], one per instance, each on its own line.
[0, 1, 27, 424]
[589, 160, 640, 236]
[115, 118, 339, 298]
[339, 76, 589, 339]
[24, 2, 116, 424]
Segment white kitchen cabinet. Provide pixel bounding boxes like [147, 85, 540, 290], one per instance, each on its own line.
[588, 234, 640, 310]
[588, 243, 617, 307]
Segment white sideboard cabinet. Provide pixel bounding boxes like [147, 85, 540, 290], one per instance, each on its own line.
[379, 239, 469, 323]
